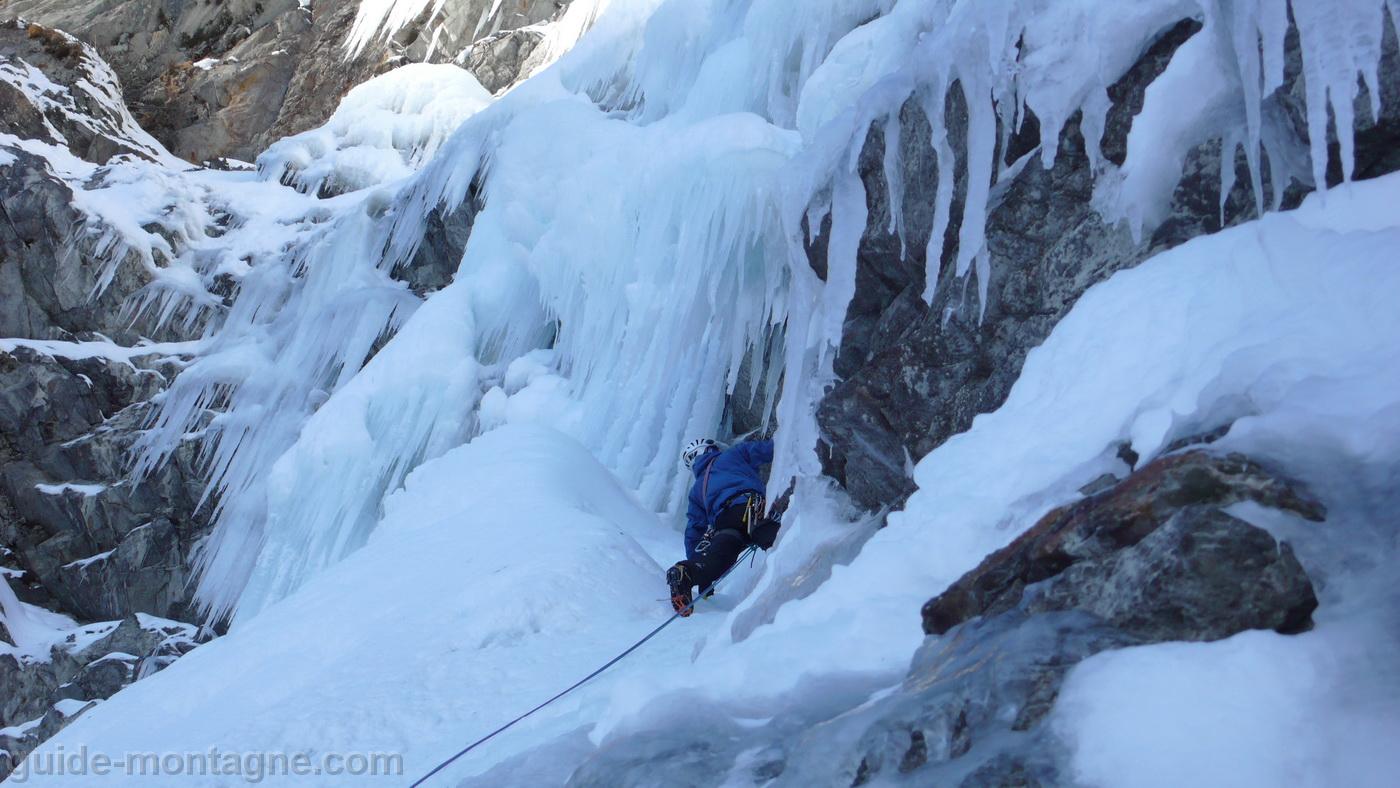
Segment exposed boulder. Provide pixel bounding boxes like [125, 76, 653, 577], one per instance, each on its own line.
[465, 26, 550, 94]
[778, 449, 1322, 786]
[548, 448, 1326, 787]
[923, 450, 1325, 637]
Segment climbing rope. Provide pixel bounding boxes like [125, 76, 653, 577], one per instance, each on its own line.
[409, 546, 759, 787]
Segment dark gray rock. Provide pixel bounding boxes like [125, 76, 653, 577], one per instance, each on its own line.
[1, 24, 211, 625]
[780, 453, 1321, 786]
[0, 155, 156, 342]
[1, 23, 167, 343]
[783, 450, 1323, 787]
[464, 27, 547, 94]
[0, 360, 210, 622]
[1021, 507, 1318, 642]
[0, 651, 62, 727]
[811, 19, 1196, 509]
[923, 450, 1325, 637]
[56, 653, 134, 702]
[394, 200, 478, 296]
[723, 327, 783, 439]
[0, 21, 238, 775]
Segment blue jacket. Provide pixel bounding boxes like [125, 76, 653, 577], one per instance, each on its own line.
[685, 439, 773, 560]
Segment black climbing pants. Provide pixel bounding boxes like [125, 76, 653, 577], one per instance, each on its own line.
[686, 494, 780, 592]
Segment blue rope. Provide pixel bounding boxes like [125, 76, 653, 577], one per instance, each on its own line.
[409, 546, 758, 786]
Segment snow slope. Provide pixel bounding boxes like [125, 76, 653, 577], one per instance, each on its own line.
[10, 425, 720, 784]
[22, 169, 1400, 788]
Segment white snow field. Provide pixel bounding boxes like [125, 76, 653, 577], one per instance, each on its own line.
[21, 174, 1400, 787]
[7, 0, 1400, 785]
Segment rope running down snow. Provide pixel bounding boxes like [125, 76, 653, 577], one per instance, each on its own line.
[409, 546, 760, 786]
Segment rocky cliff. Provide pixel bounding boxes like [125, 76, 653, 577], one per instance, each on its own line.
[0, 19, 218, 776]
[0, 0, 572, 163]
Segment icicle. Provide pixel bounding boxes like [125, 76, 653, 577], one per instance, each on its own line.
[822, 164, 868, 363]
[1291, 0, 1387, 187]
[1080, 85, 1112, 174]
[953, 74, 997, 282]
[1220, 0, 1269, 218]
[345, 0, 452, 57]
[920, 72, 955, 304]
[881, 110, 906, 254]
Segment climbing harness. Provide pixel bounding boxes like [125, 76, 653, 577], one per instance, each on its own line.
[408, 545, 759, 787]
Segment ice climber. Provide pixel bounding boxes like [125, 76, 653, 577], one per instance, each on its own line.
[666, 437, 781, 616]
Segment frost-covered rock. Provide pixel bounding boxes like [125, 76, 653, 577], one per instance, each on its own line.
[0, 19, 173, 165]
[0, 23, 226, 775]
[0, 613, 204, 780]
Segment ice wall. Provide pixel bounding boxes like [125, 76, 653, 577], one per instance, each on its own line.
[129, 0, 1396, 624]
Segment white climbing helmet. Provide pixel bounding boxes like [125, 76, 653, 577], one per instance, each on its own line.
[681, 437, 721, 470]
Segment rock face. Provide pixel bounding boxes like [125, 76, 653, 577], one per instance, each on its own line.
[814, 18, 1400, 511]
[0, 20, 167, 164]
[4, 0, 574, 163]
[0, 348, 209, 622]
[0, 17, 210, 624]
[0, 150, 146, 340]
[1, 21, 214, 779]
